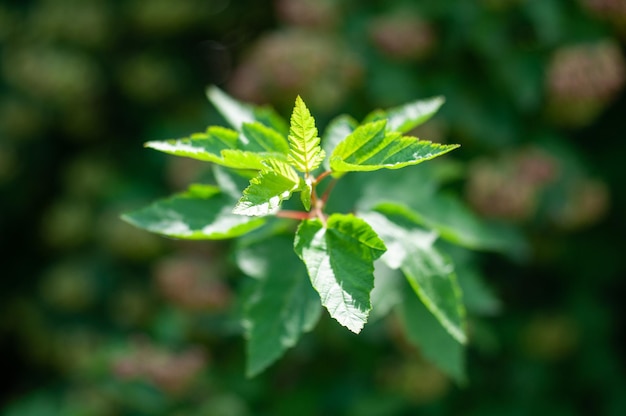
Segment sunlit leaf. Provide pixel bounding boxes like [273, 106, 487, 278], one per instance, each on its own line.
[145, 126, 238, 163]
[121, 184, 265, 239]
[330, 120, 459, 175]
[233, 160, 301, 216]
[288, 96, 325, 173]
[294, 214, 386, 333]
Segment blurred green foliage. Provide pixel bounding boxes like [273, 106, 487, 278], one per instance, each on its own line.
[1, 0, 625, 415]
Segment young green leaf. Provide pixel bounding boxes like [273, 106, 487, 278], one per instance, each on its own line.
[398, 279, 466, 384]
[359, 206, 467, 344]
[233, 159, 301, 216]
[121, 184, 265, 239]
[363, 96, 445, 134]
[330, 119, 459, 175]
[294, 214, 386, 333]
[288, 96, 325, 173]
[238, 235, 322, 377]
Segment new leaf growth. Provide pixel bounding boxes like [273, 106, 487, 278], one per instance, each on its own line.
[288, 96, 326, 174]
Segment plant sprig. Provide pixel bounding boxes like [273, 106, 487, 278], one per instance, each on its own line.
[123, 87, 478, 379]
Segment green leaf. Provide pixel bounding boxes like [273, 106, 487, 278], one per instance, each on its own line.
[402, 242, 466, 344]
[145, 125, 288, 170]
[288, 96, 326, 173]
[369, 261, 403, 322]
[237, 235, 322, 377]
[363, 96, 445, 134]
[145, 126, 238, 163]
[330, 120, 459, 174]
[398, 278, 466, 384]
[212, 165, 252, 200]
[121, 184, 265, 239]
[241, 121, 289, 154]
[376, 195, 528, 258]
[322, 115, 358, 170]
[446, 246, 501, 316]
[220, 150, 287, 170]
[294, 214, 386, 333]
[300, 180, 313, 211]
[252, 107, 290, 137]
[359, 207, 467, 344]
[233, 160, 301, 216]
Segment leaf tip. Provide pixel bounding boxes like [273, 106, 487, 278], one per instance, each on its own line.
[119, 212, 134, 225]
[205, 84, 221, 102]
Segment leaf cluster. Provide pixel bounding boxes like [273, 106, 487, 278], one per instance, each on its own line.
[123, 87, 509, 381]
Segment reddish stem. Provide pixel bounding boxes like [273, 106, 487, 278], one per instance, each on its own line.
[315, 170, 332, 183]
[276, 210, 310, 221]
[321, 178, 338, 204]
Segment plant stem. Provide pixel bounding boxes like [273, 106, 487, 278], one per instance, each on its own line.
[308, 173, 327, 226]
[315, 170, 332, 183]
[276, 210, 310, 221]
[321, 178, 338, 204]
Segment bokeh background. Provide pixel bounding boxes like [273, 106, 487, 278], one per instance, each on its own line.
[1, 0, 626, 414]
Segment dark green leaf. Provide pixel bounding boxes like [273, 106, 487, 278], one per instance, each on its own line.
[398, 279, 466, 384]
[376, 195, 528, 257]
[369, 261, 403, 322]
[121, 184, 265, 239]
[294, 214, 386, 333]
[402, 242, 466, 344]
[359, 207, 467, 344]
[445, 245, 501, 316]
[238, 235, 322, 377]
